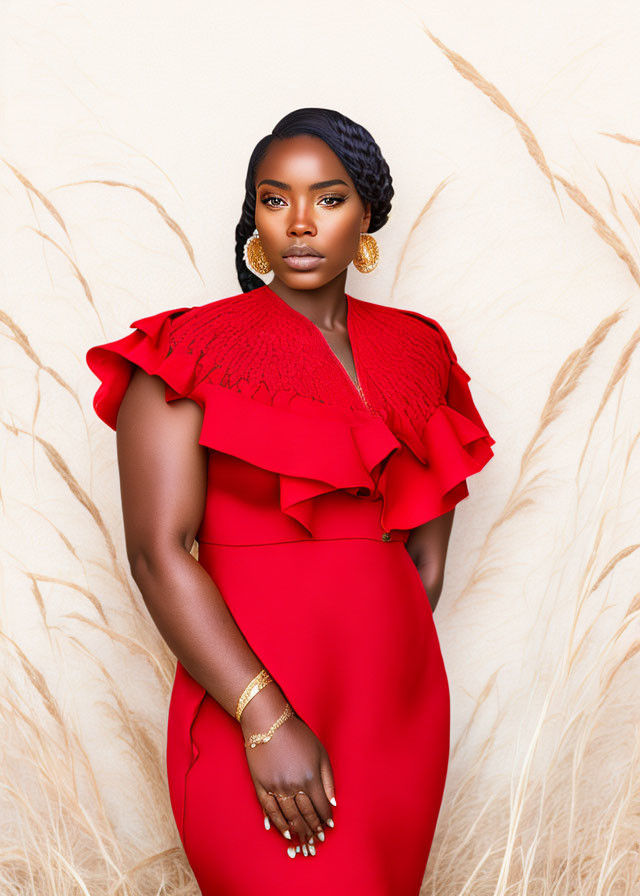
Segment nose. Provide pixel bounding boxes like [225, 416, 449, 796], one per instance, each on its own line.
[286, 200, 317, 237]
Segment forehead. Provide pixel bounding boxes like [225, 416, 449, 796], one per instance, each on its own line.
[255, 135, 353, 187]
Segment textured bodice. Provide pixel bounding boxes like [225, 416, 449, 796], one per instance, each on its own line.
[166, 286, 448, 427]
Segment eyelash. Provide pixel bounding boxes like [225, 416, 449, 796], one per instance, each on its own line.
[260, 195, 346, 208]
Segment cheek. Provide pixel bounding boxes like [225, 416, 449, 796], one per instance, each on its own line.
[327, 212, 362, 247]
[254, 206, 271, 229]
[253, 211, 279, 248]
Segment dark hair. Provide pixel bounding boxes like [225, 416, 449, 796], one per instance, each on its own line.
[235, 107, 395, 292]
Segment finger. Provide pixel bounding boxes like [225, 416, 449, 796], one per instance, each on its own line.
[277, 793, 314, 849]
[294, 790, 324, 848]
[319, 752, 337, 826]
[253, 786, 272, 832]
[259, 788, 293, 842]
[304, 776, 334, 836]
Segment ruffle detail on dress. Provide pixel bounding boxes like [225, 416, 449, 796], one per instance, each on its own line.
[189, 379, 402, 533]
[86, 306, 197, 430]
[86, 301, 495, 536]
[377, 358, 495, 530]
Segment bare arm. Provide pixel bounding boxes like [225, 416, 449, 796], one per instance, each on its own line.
[115, 367, 336, 850]
[405, 509, 455, 612]
[116, 366, 287, 733]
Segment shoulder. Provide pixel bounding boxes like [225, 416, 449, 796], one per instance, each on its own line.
[129, 287, 267, 352]
[85, 288, 264, 431]
[349, 295, 456, 364]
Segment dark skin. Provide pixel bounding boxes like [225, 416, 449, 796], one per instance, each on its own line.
[117, 134, 454, 860]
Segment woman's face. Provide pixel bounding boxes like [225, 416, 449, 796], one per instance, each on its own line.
[253, 134, 372, 290]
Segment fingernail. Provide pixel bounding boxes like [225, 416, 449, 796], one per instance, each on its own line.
[326, 818, 334, 828]
[330, 796, 337, 806]
[283, 829, 292, 840]
[287, 846, 296, 859]
[309, 843, 316, 856]
[317, 829, 325, 841]
[264, 816, 270, 830]
[309, 836, 314, 844]
[302, 844, 308, 856]
[296, 845, 301, 853]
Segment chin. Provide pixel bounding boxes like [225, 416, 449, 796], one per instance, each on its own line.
[278, 271, 329, 286]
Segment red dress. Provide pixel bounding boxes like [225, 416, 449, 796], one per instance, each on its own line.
[86, 282, 495, 895]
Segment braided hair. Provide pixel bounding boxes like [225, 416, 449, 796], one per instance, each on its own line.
[235, 107, 395, 293]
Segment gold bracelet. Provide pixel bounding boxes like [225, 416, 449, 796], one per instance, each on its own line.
[244, 702, 294, 749]
[236, 668, 273, 721]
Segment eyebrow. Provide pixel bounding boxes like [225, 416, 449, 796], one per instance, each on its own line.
[256, 178, 349, 191]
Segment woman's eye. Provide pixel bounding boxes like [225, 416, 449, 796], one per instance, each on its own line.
[260, 195, 346, 208]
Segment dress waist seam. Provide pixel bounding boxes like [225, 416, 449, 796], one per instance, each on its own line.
[197, 533, 408, 547]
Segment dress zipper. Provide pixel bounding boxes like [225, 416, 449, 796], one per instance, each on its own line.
[341, 302, 377, 416]
[329, 346, 376, 416]
[353, 372, 376, 415]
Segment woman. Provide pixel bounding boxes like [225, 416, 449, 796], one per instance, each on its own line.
[86, 107, 495, 895]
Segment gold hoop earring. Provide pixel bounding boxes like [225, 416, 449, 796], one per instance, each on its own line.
[353, 232, 379, 273]
[243, 228, 272, 275]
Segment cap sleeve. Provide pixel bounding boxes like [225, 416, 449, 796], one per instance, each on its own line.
[378, 310, 496, 530]
[85, 305, 198, 431]
[430, 321, 495, 509]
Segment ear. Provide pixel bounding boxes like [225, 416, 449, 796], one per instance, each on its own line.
[362, 201, 372, 230]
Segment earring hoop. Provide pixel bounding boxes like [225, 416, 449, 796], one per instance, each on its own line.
[353, 232, 379, 273]
[243, 228, 272, 275]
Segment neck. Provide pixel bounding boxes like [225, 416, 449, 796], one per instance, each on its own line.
[265, 274, 348, 329]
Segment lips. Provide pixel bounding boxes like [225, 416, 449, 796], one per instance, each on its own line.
[283, 245, 324, 258]
[283, 255, 324, 270]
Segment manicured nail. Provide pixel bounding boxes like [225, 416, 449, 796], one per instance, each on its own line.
[287, 846, 296, 859]
[330, 796, 337, 806]
[309, 843, 316, 856]
[326, 818, 334, 828]
[283, 829, 292, 840]
[317, 829, 325, 841]
[296, 845, 301, 853]
[309, 836, 314, 844]
[264, 816, 270, 830]
[302, 844, 308, 856]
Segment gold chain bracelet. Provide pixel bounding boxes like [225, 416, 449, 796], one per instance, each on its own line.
[244, 702, 294, 749]
[236, 668, 273, 721]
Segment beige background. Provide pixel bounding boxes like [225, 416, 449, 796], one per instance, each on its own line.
[1, 0, 639, 892]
